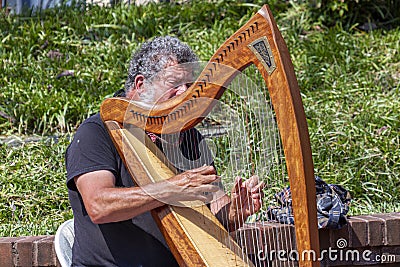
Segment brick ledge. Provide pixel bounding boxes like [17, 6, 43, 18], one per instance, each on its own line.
[0, 213, 399, 267]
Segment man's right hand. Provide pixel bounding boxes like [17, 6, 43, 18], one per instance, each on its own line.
[146, 165, 221, 205]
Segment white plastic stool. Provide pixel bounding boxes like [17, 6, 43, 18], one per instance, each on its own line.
[54, 219, 74, 267]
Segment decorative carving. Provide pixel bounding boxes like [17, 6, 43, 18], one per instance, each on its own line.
[248, 36, 276, 75]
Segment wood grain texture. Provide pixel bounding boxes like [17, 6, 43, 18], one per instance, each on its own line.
[257, 7, 320, 267]
[104, 121, 253, 266]
[101, 4, 320, 267]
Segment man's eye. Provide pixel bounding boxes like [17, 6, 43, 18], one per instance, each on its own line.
[166, 80, 176, 85]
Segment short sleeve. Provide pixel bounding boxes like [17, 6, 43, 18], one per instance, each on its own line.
[65, 119, 118, 191]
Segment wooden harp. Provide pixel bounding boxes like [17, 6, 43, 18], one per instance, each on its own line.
[100, 4, 320, 267]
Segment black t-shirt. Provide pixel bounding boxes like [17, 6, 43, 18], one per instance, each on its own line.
[65, 113, 212, 267]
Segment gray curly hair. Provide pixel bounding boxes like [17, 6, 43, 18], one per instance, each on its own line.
[124, 36, 199, 93]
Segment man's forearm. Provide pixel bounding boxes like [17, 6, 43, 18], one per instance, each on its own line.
[86, 185, 165, 224]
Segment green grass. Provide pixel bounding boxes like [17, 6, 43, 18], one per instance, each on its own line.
[0, 137, 72, 236]
[0, 1, 399, 236]
[278, 3, 399, 214]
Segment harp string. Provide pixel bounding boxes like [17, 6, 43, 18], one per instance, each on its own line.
[240, 72, 259, 265]
[245, 72, 263, 266]
[259, 66, 294, 267]
[219, 65, 296, 266]
[204, 67, 255, 265]
[241, 67, 264, 266]
[153, 64, 296, 266]
[231, 75, 252, 265]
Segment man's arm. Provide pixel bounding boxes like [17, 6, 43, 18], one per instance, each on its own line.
[75, 165, 220, 224]
[75, 170, 163, 224]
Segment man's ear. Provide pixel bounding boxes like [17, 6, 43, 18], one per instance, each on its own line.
[134, 75, 145, 93]
[126, 75, 145, 99]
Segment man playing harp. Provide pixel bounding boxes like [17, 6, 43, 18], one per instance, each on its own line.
[65, 36, 264, 266]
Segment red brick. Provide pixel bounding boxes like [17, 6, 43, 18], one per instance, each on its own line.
[234, 224, 263, 255]
[320, 247, 355, 266]
[271, 258, 299, 267]
[33, 235, 57, 266]
[258, 222, 280, 254]
[370, 213, 400, 246]
[0, 237, 24, 267]
[14, 236, 47, 267]
[329, 223, 350, 249]
[252, 222, 280, 265]
[348, 264, 400, 267]
[351, 246, 382, 265]
[381, 245, 400, 264]
[355, 215, 385, 247]
[385, 218, 400, 246]
[247, 222, 298, 266]
[275, 223, 296, 252]
[386, 213, 400, 245]
[272, 223, 297, 266]
[319, 228, 330, 250]
[320, 246, 382, 266]
[347, 217, 368, 248]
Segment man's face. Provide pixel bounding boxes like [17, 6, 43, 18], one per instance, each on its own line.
[142, 60, 194, 103]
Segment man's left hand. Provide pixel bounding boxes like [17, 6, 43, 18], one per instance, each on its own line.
[228, 176, 264, 230]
